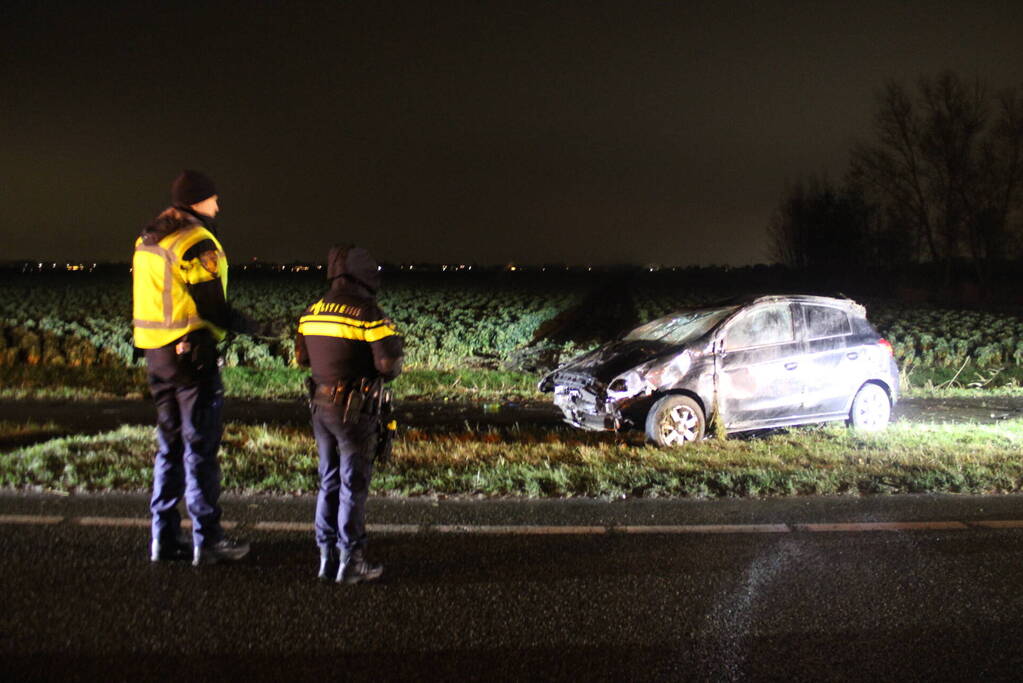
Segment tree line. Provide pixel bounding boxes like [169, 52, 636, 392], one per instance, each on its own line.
[769, 71, 1023, 292]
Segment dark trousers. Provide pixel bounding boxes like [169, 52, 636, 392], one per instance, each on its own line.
[312, 404, 376, 551]
[146, 336, 224, 549]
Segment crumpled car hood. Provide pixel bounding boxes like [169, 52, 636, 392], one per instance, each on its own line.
[551, 340, 683, 384]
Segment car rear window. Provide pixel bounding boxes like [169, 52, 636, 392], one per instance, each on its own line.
[724, 303, 794, 350]
[804, 305, 852, 339]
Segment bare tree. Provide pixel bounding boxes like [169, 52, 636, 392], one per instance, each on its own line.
[768, 176, 878, 271]
[849, 71, 1023, 285]
[974, 87, 1023, 264]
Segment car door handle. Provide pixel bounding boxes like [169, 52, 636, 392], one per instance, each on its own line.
[846, 352, 859, 360]
[784, 362, 798, 371]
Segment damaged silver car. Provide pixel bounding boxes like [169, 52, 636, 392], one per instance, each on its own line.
[538, 295, 899, 447]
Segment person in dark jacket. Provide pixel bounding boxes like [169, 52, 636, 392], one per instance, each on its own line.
[133, 170, 262, 566]
[296, 245, 404, 583]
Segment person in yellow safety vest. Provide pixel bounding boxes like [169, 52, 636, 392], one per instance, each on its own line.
[134, 170, 264, 566]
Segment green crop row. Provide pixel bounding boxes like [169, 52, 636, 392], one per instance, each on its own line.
[0, 272, 586, 371]
[869, 304, 1023, 369]
[4, 272, 1022, 374]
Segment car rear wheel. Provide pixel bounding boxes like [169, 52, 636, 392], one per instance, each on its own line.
[847, 383, 891, 432]
[645, 395, 705, 447]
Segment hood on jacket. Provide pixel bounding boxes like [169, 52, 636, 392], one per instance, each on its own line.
[327, 245, 381, 294]
[139, 207, 202, 246]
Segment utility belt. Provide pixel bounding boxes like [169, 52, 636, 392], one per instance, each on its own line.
[308, 376, 393, 424]
[143, 329, 218, 384]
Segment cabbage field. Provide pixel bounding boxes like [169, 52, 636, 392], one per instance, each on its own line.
[2, 269, 1023, 382]
[0, 270, 589, 371]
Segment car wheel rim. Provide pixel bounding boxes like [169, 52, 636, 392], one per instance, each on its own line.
[660, 405, 699, 445]
[854, 386, 889, 430]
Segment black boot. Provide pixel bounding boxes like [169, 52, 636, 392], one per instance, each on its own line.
[150, 533, 191, 562]
[192, 536, 251, 566]
[337, 548, 383, 585]
[151, 535, 192, 564]
[318, 546, 340, 581]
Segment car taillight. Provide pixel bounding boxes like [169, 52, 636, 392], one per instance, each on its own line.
[877, 338, 894, 357]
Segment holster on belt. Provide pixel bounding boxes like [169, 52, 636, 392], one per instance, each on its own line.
[168, 330, 215, 382]
[311, 377, 392, 425]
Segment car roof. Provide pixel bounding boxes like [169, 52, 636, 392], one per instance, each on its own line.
[697, 294, 867, 317]
[744, 294, 866, 317]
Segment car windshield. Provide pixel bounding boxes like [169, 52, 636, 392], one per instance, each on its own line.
[623, 306, 738, 345]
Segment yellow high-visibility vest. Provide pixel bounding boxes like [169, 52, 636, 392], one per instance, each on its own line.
[132, 225, 228, 349]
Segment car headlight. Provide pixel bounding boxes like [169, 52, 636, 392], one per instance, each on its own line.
[606, 369, 648, 401]
[647, 352, 692, 387]
[609, 352, 692, 401]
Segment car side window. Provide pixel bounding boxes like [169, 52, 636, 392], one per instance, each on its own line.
[805, 305, 851, 340]
[724, 304, 794, 351]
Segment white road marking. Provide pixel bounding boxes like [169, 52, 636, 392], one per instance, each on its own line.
[1, 514, 1022, 534]
[0, 514, 63, 525]
[431, 524, 607, 535]
[179, 519, 237, 529]
[619, 524, 790, 534]
[76, 516, 148, 528]
[370, 524, 424, 533]
[254, 522, 423, 533]
[794, 521, 969, 532]
[972, 520, 1023, 528]
[253, 521, 311, 532]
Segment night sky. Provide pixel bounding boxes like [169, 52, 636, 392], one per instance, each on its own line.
[3, 1, 1022, 266]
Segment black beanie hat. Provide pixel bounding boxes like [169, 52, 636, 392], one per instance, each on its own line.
[171, 170, 217, 206]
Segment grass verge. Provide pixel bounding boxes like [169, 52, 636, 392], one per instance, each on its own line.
[0, 366, 149, 400]
[3, 419, 1022, 498]
[0, 420, 63, 450]
[901, 364, 1023, 398]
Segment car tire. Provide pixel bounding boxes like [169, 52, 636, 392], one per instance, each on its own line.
[847, 383, 891, 432]
[645, 395, 705, 447]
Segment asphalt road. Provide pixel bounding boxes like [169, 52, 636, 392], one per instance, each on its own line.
[3, 493, 1023, 681]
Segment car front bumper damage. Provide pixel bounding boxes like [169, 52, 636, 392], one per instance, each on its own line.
[551, 381, 622, 431]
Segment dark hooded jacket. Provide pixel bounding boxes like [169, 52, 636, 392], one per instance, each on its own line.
[295, 246, 404, 386]
[138, 206, 259, 336]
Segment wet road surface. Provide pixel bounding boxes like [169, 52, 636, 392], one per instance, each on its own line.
[2, 493, 1023, 681]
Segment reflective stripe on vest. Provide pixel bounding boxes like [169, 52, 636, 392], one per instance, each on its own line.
[132, 226, 227, 348]
[298, 312, 399, 343]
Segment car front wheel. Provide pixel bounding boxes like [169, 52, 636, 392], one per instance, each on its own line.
[645, 395, 706, 447]
[847, 383, 891, 432]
